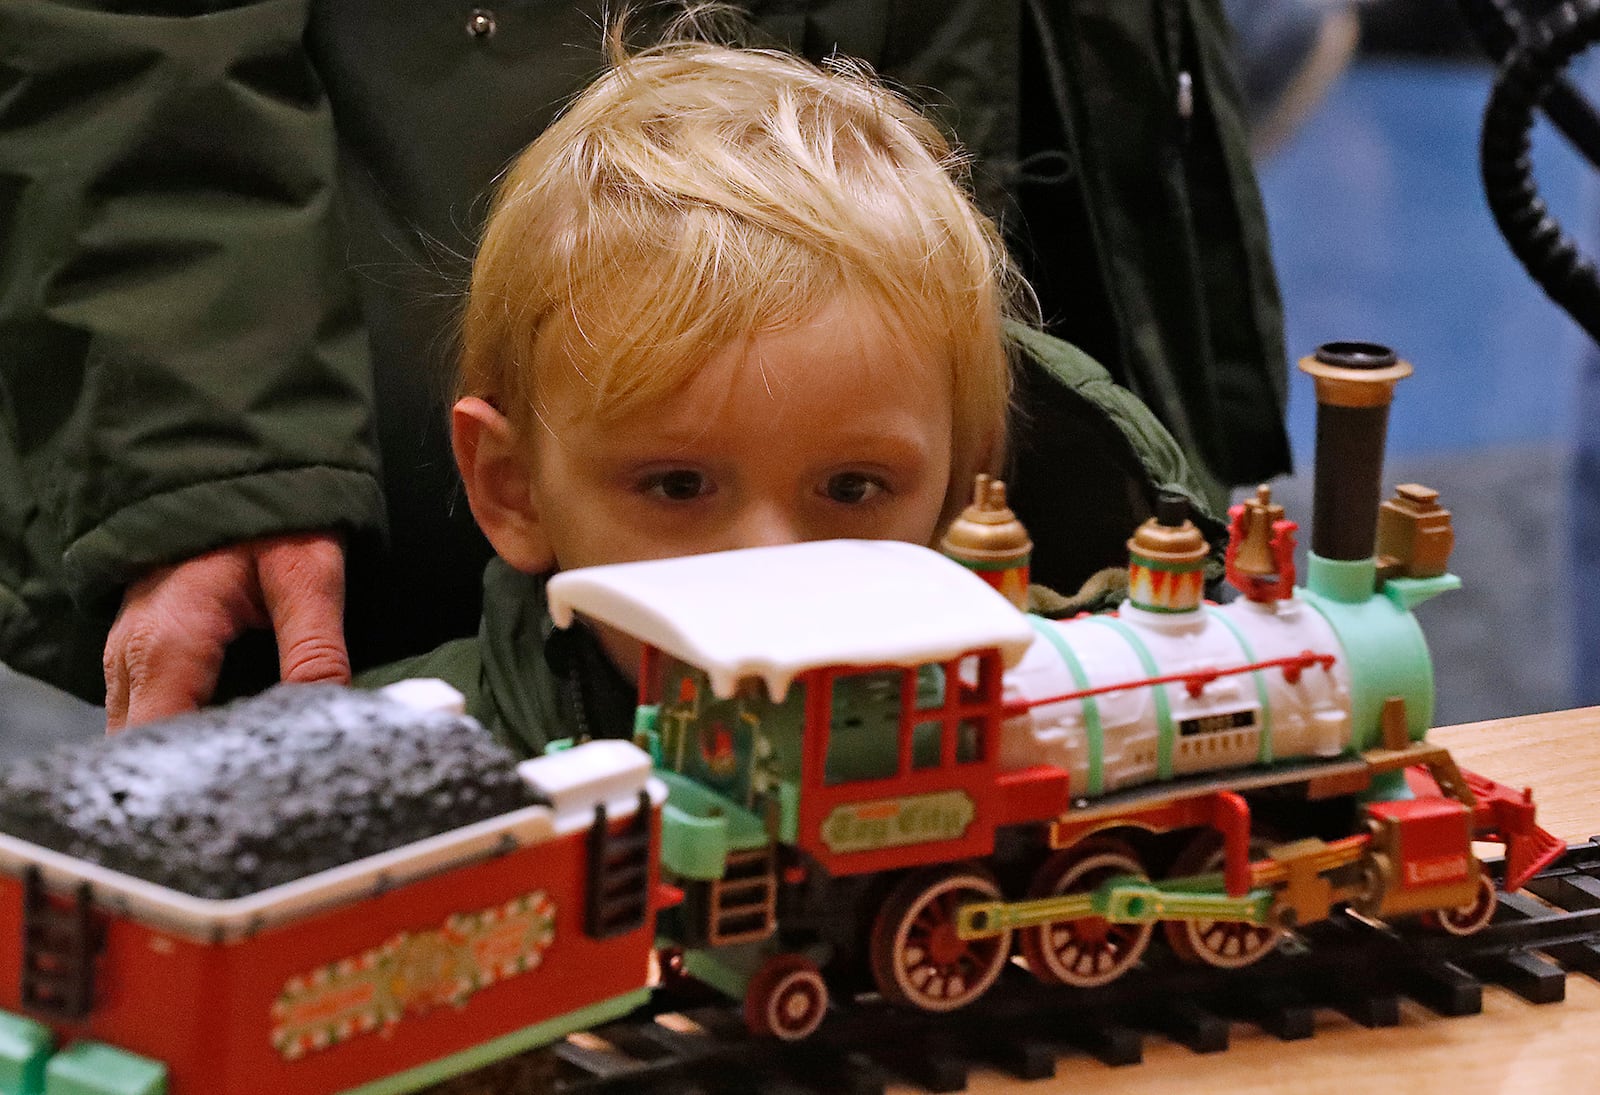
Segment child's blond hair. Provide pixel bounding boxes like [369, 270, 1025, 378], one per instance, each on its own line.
[460, 29, 1030, 527]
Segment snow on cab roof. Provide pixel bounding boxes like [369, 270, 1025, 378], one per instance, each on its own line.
[547, 540, 1037, 700]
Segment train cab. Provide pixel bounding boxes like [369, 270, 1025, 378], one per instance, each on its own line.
[547, 541, 1037, 889]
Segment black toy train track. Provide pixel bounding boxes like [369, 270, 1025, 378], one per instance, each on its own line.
[417, 839, 1600, 1095]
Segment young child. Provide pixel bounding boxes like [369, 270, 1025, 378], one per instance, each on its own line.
[360, 32, 1218, 756]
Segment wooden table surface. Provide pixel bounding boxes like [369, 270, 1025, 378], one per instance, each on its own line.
[943, 706, 1600, 1095]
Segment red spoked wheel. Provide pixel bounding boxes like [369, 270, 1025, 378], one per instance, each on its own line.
[744, 953, 829, 1040]
[1163, 830, 1283, 970]
[1422, 870, 1499, 936]
[1018, 838, 1153, 987]
[869, 864, 1011, 1013]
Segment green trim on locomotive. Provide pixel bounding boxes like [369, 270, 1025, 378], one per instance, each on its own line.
[1301, 552, 1460, 799]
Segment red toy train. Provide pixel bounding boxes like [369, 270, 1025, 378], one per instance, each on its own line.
[0, 344, 1564, 1092]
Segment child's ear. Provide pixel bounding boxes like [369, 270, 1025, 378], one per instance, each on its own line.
[451, 397, 556, 574]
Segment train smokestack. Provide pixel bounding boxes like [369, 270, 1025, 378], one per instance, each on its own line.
[1298, 342, 1413, 563]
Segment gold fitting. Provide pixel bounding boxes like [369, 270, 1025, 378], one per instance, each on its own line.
[1376, 482, 1453, 579]
[1393, 483, 1441, 510]
[1234, 484, 1284, 577]
[942, 474, 1033, 562]
[1128, 515, 1209, 567]
[1298, 342, 1413, 408]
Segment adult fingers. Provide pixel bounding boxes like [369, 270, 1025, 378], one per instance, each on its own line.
[104, 546, 263, 732]
[257, 533, 350, 687]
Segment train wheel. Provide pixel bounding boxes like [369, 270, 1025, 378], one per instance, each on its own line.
[1163, 831, 1283, 970]
[1422, 871, 1499, 936]
[1017, 838, 1153, 987]
[869, 864, 1010, 1012]
[744, 953, 829, 1040]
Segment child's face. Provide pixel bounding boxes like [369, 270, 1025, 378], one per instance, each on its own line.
[531, 297, 955, 574]
[457, 297, 958, 680]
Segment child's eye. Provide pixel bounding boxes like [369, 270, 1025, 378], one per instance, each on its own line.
[639, 469, 713, 502]
[821, 472, 886, 505]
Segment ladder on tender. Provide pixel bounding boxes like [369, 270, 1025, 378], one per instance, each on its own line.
[707, 847, 777, 946]
[586, 791, 653, 939]
[20, 866, 98, 1021]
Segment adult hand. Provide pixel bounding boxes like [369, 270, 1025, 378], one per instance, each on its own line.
[104, 532, 348, 732]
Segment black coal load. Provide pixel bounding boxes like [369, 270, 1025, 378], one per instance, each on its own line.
[0, 684, 542, 899]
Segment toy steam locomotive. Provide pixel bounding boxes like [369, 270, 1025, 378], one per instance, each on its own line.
[0, 344, 1563, 1092]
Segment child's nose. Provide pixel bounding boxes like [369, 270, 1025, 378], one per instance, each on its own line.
[727, 504, 808, 550]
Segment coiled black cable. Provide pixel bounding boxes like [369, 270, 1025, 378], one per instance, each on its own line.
[1462, 0, 1600, 165]
[1477, 0, 1600, 343]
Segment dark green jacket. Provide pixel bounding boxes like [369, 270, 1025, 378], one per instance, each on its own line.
[355, 560, 633, 757]
[357, 327, 1226, 758]
[0, 0, 1284, 701]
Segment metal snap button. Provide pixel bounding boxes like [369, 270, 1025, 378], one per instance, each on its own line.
[466, 8, 496, 38]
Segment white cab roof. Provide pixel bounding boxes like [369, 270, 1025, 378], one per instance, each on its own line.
[547, 540, 1036, 700]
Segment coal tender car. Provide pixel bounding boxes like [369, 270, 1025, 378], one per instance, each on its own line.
[0, 680, 665, 1095]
